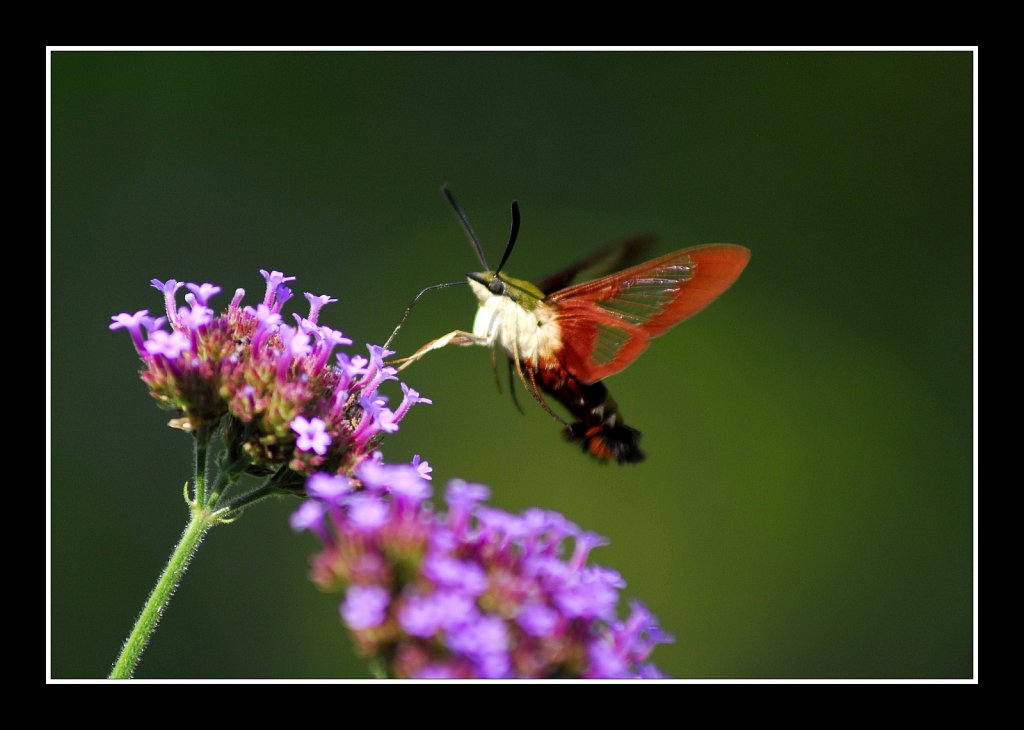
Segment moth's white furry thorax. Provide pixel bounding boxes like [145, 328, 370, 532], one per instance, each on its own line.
[468, 279, 562, 364]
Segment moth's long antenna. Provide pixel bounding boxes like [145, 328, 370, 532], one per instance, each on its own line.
[442, 185, 489, 270]
[494, 200, 520, 276]
[382, 280, 468, 351]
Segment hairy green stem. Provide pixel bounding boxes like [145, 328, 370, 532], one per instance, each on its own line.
[193, 425, 211, 507]
[207, 466, 236, 508]
[219, 481, 281, 517]
[109, 505, 219, 679]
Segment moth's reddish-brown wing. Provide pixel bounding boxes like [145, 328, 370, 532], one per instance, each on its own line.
[549, 244, 750, 383]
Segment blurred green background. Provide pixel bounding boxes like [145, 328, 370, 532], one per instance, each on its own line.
[50, 51, 973, 679]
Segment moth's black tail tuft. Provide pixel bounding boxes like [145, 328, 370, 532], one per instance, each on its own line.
[565, 422, 645, 464]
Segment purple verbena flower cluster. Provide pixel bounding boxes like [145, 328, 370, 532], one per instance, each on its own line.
[292, 463, 673, 678]
[110, 270, 430, 476]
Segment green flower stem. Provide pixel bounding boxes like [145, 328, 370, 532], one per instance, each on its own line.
[193, 425, 212, 507]
[206, 460, 242, 507]
[109, 503, 221, 679]
[219, 481, 283, 517]
[218, 464, 305, 517]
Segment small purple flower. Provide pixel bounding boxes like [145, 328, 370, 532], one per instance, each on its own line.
[356, 461, 431, 508]
[390, 382, 432, 425]
[311, 325, 354, 370]
[475, 651, 511, 679]
[109, 309, 149, 332]
[432, 591, 479, 631]
[374, 406, 400, 435]
[186, 282, 222, 306]
[350, 396, 387, 447]
[411, 455, 432, 481]
[356, 345, 398, 393]
[569, 531, 610, 571]
[446, 479, 490, 506]
[291, 416, 331, 456]
[306, 473, 351, 504]
[245, 303, 281, 351]
[292, 313, 318, 334]
[446, 616, 510, 678]
[272, 285, 294, 313]
[424, 554, 488, 596]
[109, 310, 150, 355]
[516, 602, 560, 637]
[280, 325, 312, 359]
[553, 567, 622, 621]
[289, 500, 328, 540]
[445, 479, 489, 537]
[336, 353, 369, 385]
[151, 278, 183, 325]
[176, 304, 214, 331]
[384, 467, 431, 505]
[475, 506, 527, 546]
[620, 600, 675, 661]
[317, 325, 352, 348]
[586, 639, 629, 679]
[139, 314, 167, 334]
[259, 269, 296, 308]
[347, 495, 390, 531]
[354, 459, 395, 494]
[304, 292, 338, 324]
[398, 594, 444, 638]
[246, 303, 282, 330]
[341, 585, 390, 630]
[144, 329, 191, 359]
[228, 288, 245, 312]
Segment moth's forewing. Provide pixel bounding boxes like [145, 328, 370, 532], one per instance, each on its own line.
[549, 244, 750, 382]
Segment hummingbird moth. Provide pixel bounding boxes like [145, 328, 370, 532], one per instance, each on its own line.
[387, 187, 750, 463]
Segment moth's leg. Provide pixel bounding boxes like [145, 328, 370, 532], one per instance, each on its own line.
[391, 330, 487, 371]
[524, 363, 569, 427]
[490, 345, 503, 394]
[506, 356, 525, 415]
[508, 333, 568, 427]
